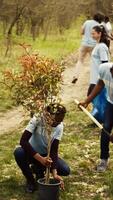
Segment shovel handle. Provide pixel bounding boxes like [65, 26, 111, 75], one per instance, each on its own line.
[74, 99, 103, 130]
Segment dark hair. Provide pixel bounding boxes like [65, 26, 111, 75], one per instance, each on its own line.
[93, 25, 110, 48]
[46, 103, 66, 123]
[47, 103, 66, 114]
[93, 13, 105, 23]
[105, 16, 110, 23]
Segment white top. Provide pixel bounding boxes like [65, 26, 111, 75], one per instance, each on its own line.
[106, 22, 112, 34]
[99, 62, 113, 104]
[81, 19, 99, 47]
[90, 43, 109, 84]
[25, 115, 63, 155]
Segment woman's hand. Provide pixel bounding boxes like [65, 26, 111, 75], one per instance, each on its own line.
[34, 154, 52, 167]
[40, 156, 53, 167]
[34, 153, 52, 167]
[53, 174, 64, 190]
[78, 101, 89, 109]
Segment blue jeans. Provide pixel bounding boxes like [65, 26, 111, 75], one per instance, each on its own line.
[14, 147, 70, 183]
[100, 101, 113, 159]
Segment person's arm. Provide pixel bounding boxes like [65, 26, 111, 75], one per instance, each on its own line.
[81, 21, 87, 35]
[111, 32, 113, 37]
[52, 168, 64, 190]
[79, 79, 105, 108]
[50, 139, 59, 170]
[20, 117, 43, 160]
[20, 130, 52, 167]
[50, 138, 64, 189]
[33, 153, 52, 167]
[20, 130, 37, 157]
[81, 26, 84, 35]
[108, 34, 113, 40]
[105, 23, 113, 39]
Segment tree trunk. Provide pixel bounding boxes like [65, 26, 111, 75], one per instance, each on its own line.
[43, 21, 50, 41]
[5, 0, 32, 56]
[16, 18, 24, 36]
[5, 9, 23, 56]
[31, 24, 37, 41]
[2, 19, 8, 35]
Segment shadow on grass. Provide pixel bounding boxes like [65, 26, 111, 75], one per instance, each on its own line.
[0, 177, 38, 200]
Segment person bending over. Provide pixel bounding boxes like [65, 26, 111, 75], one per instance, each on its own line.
[79, 63, 113, 172]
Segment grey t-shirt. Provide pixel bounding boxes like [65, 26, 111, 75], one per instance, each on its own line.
[25, 115, 63, 155]
[99, 63, 113, 104]
[81, 19, 99, 47]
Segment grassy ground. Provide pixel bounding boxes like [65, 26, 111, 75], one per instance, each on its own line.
[0, 103, 113, 200]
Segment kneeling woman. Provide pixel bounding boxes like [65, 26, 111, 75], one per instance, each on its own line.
[88, 25, 110, 123]
[14, 104, 70, 193]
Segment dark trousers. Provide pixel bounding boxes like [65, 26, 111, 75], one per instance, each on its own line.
[14, 147, 70, 183]
[100, 101, 113, 160]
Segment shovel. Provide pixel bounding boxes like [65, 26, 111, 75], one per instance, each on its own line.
[74, 99, 111, 138]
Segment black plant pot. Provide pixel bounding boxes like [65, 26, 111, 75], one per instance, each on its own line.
[38, 178, 61, 200]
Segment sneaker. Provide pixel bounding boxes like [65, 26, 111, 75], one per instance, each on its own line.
[96, 159, 108, 172]
[26, 181, 36, 193]
[72, 77, 78, 84]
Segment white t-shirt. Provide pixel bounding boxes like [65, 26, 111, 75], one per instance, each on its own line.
[25, 115, 63, 155]
[99, 63, 113, 104]
[81, 19, 99, 47]
[90, 43, 109, 84]
[106, 22, 112, 34]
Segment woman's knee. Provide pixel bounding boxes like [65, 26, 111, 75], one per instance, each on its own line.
[57, 159, 71, 176]
[63, 165, 70, 176]
[14, 146, 25, 161]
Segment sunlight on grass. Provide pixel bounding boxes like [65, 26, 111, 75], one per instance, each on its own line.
[0, 104, 113, 199]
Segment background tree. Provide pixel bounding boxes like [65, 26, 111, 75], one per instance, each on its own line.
[0, 0, 113, 55]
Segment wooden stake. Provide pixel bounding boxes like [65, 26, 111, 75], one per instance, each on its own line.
[74, 99, 103, 130]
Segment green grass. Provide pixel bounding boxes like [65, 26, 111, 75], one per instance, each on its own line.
[0, 104, 113, 200]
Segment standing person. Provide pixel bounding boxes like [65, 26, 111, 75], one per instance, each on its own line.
[72, 13, 104, 84]
[14, 103, 70, 193]
[105, 16, 113, 37]
[88, 25, 110, 123]
[79, 62, 113, 172]
[104, 16, 113, 50]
